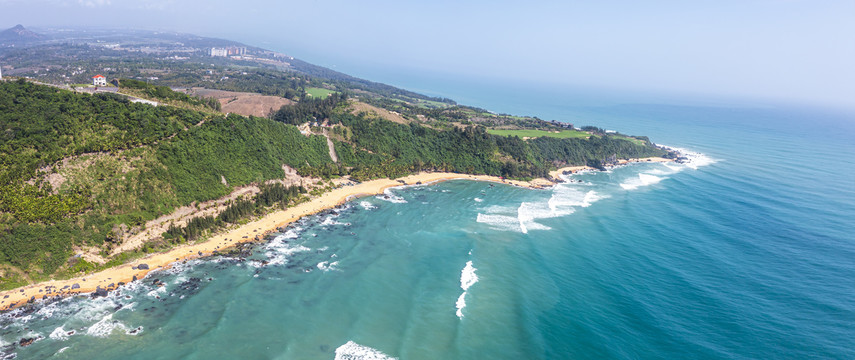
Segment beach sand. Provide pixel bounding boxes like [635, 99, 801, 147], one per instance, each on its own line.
[0, 172, 548, 311]
[0, 158, 671, 310]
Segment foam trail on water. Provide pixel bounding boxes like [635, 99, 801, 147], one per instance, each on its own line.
[460, 261, 478, 290]
[476, 213, 522, 232]
[456, 260, 479, 318]
[620, 173, 664, 190]
[360, 201, 377, 210]
[335, 341, 397, 360]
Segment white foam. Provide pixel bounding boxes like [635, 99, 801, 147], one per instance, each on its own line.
[58, 346, 70, 354]
[460, 261, 478, 291]
[264, 243, 311, 266]
[86, 313, 127, 338]
[376, 188, 407, 203]
[660, 145, 717, 170]
[360, 201, 377, 210]
[549, 187, 604, 210]
[49, 327, 70, 341]
[146, 286, 167, 298]
[517, 202, 557, 233]
[317, 261, 339, 272]
[334, 341, 396, 360]
[321, 217, 343, 226]
[620, 173, 664, 190]
[456, 261, 479, 318]
[455, 292, 467, 318]
[476, 213, 521, 232]
[279, 227, 303, 240]
[473, 197, 483, 203]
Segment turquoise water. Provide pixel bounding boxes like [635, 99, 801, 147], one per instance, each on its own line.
[2, 84, 854, 359]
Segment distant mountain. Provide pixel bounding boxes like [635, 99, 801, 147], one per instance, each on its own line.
[0, 24, 45, 44]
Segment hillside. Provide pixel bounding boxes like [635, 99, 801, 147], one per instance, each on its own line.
[0, 25, 44, 45]
[0, 79, 667, 289]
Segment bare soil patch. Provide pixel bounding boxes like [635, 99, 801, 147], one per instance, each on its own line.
[348, 101, 410, 124]
[188, 88, 293, 118]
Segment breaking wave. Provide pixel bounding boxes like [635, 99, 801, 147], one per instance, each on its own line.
[620, 173, 664, 190]
[376, 188, 407, 203]
[335, 341, 397, 360]
[456, 260, 479, 318]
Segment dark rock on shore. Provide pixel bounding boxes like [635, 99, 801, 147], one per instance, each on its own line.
[137, 263, 150, 270]
[92, 287, 108, 298]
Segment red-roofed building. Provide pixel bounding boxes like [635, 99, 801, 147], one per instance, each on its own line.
[92, 74, 107, 86]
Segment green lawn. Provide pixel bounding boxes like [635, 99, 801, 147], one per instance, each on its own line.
[487, 129, 590, 139]
[305, 87, 337, 98]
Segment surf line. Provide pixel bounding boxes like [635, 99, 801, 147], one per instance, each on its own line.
[456, 258, 479, 318]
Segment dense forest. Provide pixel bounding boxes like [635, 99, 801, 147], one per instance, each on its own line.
[0, 79, 665, 289]
[0, 81, 332, 287]
[329, 112, 663, 181]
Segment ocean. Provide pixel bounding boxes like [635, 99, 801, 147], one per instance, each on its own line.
[2, 77, 854, 359]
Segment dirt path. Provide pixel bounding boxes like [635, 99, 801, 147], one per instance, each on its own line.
[323, 128, 338, 162]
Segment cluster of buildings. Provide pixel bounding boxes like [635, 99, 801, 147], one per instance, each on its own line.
[210, 46, 247, 57]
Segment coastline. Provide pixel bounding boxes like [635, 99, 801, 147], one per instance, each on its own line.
[0, 172, 546, 311]
[0, 158, 670, 311]
[548, 157, 672, 179]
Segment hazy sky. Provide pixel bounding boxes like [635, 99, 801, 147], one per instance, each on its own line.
[2, 0, 854, 108]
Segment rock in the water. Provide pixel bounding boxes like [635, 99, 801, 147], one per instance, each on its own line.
[19, 338, 35, 347]
[137, 263, 149, 270]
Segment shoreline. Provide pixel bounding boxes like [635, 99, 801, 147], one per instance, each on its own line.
[0, 172, 547, 311]
[548, 156, 672, 179]
[0, 158, 671, 311]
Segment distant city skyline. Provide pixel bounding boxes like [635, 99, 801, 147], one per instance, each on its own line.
[2, 0, 854, 109]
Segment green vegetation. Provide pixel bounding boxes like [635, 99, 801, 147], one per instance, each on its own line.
[329, 109, 665, 181]
[117, 78, 221, 111]
[0, 81, 331, 286]
[163, 183, 305, 244]
[305, 87, 337, 99]
[270, 93, 347, 126]
[0, 68, 668, 289]
[486, 129, 590, 139]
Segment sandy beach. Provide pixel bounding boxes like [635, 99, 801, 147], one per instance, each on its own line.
[0, 172, 548, 311]
[0, 158, 672, 311]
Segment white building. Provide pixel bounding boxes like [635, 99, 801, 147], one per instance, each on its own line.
[92, 74, 107, 86]
[211, 47, 246, 57]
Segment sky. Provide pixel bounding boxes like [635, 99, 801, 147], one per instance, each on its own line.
[2, 0, 854, 109]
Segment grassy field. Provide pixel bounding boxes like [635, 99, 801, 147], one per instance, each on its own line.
[616, 135, 646, 145]
[305, 87, 337, 98]
[487, 129, 590, 139]
[415, 99, 452, 109]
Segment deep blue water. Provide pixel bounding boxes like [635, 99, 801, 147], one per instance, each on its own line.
[2, 78, 854, 359]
